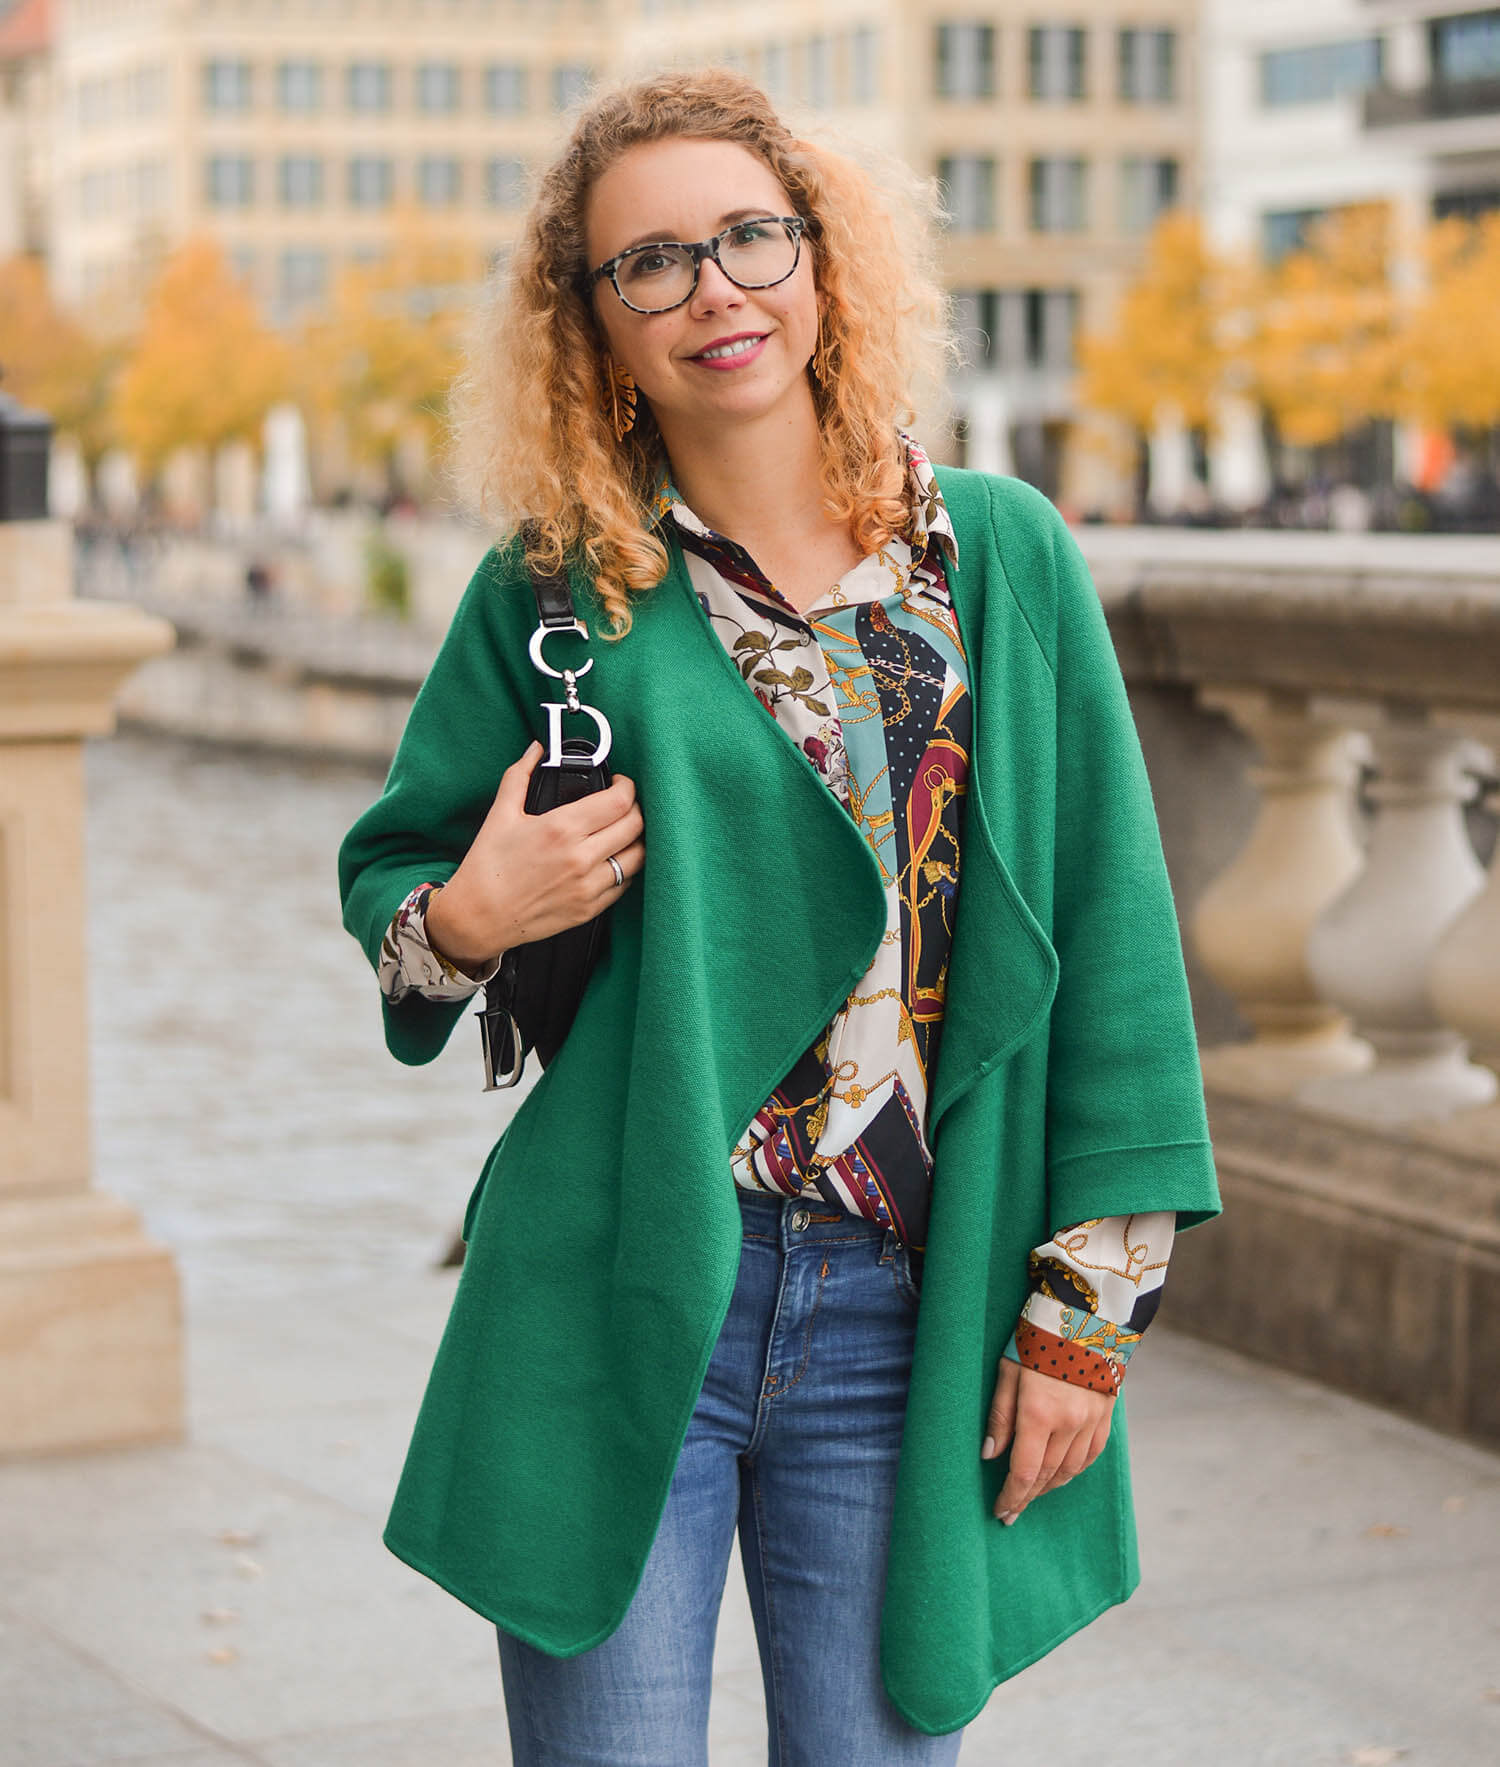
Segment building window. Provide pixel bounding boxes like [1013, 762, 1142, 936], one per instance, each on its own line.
[1028, 26, 1086, 101]
[347, 62, 393, 113]
[951, 287, 1002, 367]
[418, 155, 462, 206]
[850, 26, 879, 104]
[1433, 184, 1500, 221]
[1029, 157, 1087, 231]
[938, 155, 997, 231]
[552, 64, 590, 111]
[203, 58, 253, 113]
[78, 77, 112, 128]
[1119, 28, 1175, 103]
[129, 158, 168, 216]
[805, 36, 833, 108]
[280, 248, 328, 307]
[205, 154, 254, 208]
[279, 155, 324, 207]
[763, 43, 789, 103]
[130, 64, 168, 118]
[1432, 10, 1500, 83]
[1120, 156, 1179, 233]
[934, 23, 996, 99]
[348, 155, 394, 207]
[416, 63, 461, 113]
[78, 169, 114, 218]
[1259, 40, 1383, 107]
[277, 61, 322, 113]
[1025, 288, 1079, 369]
[485, 63, 528, 113]
[1262, 207, 1327, 262]
[485, 155, 528, 208]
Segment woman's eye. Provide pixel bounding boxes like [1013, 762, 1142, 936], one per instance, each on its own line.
[727, 222, 772, 246]
[622, 250, 675, 280]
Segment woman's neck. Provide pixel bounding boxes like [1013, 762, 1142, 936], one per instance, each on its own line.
[657, 397, 835, 554]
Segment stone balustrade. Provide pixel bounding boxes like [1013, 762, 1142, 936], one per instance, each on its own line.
[1079, 529, 1500, 1132]
[1076, 526, 1500, 1442]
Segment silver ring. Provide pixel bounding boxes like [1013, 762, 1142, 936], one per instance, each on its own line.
[606, 854, 624, 889]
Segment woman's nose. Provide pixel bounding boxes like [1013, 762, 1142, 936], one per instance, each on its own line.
[689, 255, 745, 316]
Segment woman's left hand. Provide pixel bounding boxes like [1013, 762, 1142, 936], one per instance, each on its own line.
[980, 1358, 1115, 1525]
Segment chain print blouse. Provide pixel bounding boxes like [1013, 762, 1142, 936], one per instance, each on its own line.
[379, 441, 1175, 1395]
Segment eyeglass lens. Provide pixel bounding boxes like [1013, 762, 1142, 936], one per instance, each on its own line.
[615, 220, 798, 312]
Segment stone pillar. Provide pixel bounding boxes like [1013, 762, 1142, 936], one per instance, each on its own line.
[1148, 406, 1192, 517]
[0, 517, 181, 1456]
[1302, 715, 1497, 1125]
[1193, 688, 1372, 1094]
[1429, 717, 1500, 1084]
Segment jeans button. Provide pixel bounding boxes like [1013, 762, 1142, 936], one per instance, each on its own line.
[790, 1208, 810, 1232]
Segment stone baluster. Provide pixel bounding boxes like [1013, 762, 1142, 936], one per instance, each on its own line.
[1428, 719, 1500, 1128]
[1301, 712, 1497, 1125]
[0, 507, 181, 1455]
[1192, 687, 1372, 1094]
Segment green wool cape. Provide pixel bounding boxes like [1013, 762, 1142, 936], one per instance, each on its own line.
[338, 468, 1221, 1735]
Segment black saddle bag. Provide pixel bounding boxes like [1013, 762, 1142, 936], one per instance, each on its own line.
[477, 553, 614, 1088]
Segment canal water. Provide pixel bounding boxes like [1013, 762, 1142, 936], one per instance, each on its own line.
[85, 732, 529, 1303]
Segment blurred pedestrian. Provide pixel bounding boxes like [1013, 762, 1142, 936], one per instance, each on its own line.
[244, 557, 272, 609]
[339, 67, 1219, 1764]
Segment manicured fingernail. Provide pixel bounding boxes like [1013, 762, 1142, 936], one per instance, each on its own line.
[999, 1510, 1018, 1526]
[981, 1435, 996, 1459]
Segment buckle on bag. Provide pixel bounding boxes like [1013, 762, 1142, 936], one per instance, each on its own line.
[477, 997, 524, 1090]
[530, 612, 612, 768]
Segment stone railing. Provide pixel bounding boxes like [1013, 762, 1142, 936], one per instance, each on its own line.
[1075, 526, 1500, 1442]
[1079, 527, 1500, 1131]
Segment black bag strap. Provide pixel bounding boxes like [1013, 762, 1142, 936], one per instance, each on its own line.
[521, 522, 576, 628]
[477, 532, 609, 1091]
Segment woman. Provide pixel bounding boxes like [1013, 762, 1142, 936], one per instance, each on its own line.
[339, 68, 1220, 1765]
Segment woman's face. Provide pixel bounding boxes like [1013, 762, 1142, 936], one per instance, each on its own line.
[583, 136, 820, 447]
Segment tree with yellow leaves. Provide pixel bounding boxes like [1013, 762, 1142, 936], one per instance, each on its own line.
[0, 254, 118, 462]
[1076, 213, 1241, 434]
[112, 237, 289, 476]
[1246, 204, 1402, 448]
[1399, 212, 1500, 431]
[295, 215, 481, 497]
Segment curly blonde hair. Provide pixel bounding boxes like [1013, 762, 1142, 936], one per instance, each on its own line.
[448, 67, 952, 637]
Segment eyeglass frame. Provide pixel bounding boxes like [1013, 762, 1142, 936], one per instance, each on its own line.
[581, 215, 811, 315]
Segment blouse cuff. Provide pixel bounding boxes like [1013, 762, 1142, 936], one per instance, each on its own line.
[1003, 1210, 1176, 1396]
[377, 882, 501, 1004]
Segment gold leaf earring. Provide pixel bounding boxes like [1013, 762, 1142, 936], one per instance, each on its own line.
[602, 354, 638, 441]
[811, 318, 834, 389]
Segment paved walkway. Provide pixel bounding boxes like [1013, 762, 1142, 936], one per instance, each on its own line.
[6, 736, 1493, 1765]
[3, 1270, 1497, 1767]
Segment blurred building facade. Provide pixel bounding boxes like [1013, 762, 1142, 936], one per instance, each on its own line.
[1203, 0, 1500, 506]
[1, 0, 1202, 511]
[0, 0, 50, 258]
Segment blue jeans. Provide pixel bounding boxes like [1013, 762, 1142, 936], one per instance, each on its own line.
[497, 1186, 966, 1766]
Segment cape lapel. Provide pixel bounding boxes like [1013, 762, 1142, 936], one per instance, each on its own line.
[926, 468, 1059, 1138]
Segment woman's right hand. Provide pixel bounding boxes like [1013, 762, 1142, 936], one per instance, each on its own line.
[424, 741, 645, 972]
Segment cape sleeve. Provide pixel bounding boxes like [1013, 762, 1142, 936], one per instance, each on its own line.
[1031, 490, 1221, 1236]
[337, 542, 537, 1068]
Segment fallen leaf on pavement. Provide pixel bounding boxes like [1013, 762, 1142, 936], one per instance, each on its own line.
[200, 1608, 239, 1626]
[1441, 1495, 1466, 1513]
[205, 1647, 239, 1666]
[1362, 1523, 1409, 1539]
[217, 1528, 259, 1548]
[1346, 1748, 1407, 1765]
[233, 1555, 264, 1579]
